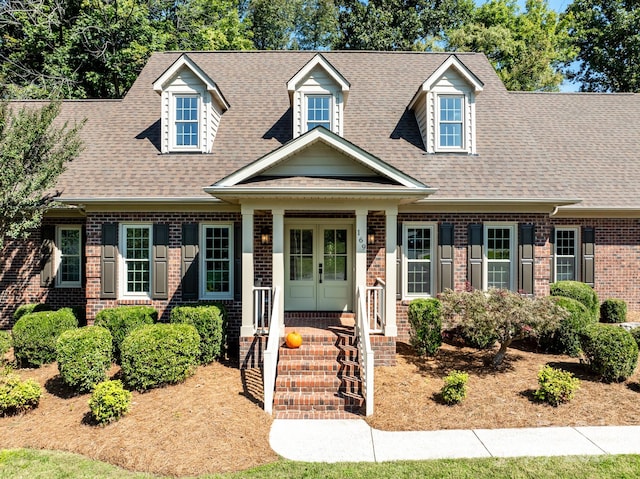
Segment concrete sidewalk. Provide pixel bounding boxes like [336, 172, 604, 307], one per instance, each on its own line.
[270, 420, 640, 463]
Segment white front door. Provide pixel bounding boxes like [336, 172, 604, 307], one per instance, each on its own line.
[284, 222, 353, 311]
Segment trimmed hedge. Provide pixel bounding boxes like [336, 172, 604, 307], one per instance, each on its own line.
[600, 299, 627, 324]
[0, 369, 41, 415]
[580, 323, 639, 382]
[120, 323, 200, 391]
[631, 328, 640, 349]
[440, 370, 469, 405]
[56, 326, 113, 393]
[540, 297, 594, 357]
[12, 309, 78, 367]
[94, 306, 157, 363]
[407, 298, 443, 357]
[89, 380, 132, 425]
[13, 303, 52, 321]
[550, 281, 599, 321]
[170, 304, 225, 364]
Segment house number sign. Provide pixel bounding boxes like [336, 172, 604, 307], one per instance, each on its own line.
[357, 229, 366, 252]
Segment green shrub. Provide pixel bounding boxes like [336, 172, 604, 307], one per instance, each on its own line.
[0, 369, 42, 415]
[600, 299, 627, 324]
[631, 328, 640, 348]
[440, 370, 469, 405]
[120, 323, 200, 391]
[0, 331, 12, 358]
[170, 304, 225, 364]
[12, 309, 78, 367]
[88, 380, 132, 425]
[539, 297, 594, 357]
[580, 323, 639, 382]
[550, 281, 599, 321]
[407, 298, 443, 357]
[533, 365, 580, 406]
[13, 303, 52, 321]
[56, 326, 113, 393]
[94, 306, 157, 363]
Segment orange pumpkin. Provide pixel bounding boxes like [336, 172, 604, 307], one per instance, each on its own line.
[285, 331, 303, 349]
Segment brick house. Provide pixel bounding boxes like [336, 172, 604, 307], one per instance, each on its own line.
[2, 51, 640, 415]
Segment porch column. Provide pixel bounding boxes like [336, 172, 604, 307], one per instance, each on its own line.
[272, 209, 285, 331]
[385, 207, 398, 336]
[355, 209, 368, 297]
[240, 205, 255, 337]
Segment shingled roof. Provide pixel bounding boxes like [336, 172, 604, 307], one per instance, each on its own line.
[35, 51, 640, 212]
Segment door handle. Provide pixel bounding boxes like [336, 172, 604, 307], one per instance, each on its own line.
[318, 263, 323, 284]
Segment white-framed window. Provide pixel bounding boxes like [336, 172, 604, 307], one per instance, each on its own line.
[55, 225, 82, 287]
[200, 224, 233, 300]
[173, 94, 200, 150]
[306, 95, 331, 131]
[554, 227, 579, 282]
[484, 224, 516, 290]
[120, 224, 152, 299]
[438, 95, 464, 150]
[403, 223, 436, 298]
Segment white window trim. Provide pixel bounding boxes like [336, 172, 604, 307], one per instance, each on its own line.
[304, 93, 333, 133]
[436, 93, 465, 152]
[483, 223, 517, 291]
[170, 92, 202, 152]
[119, 223, 152, 300]
[402, 222, 437, 299]
[199, 223, 234, 300]
[55, 225, 82, 288]
[553, 226, 580, 283]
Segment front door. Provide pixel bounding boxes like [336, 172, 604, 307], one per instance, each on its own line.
[284, 222, 353, 311]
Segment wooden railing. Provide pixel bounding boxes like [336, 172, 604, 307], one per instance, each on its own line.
[261, 286, 281, 415]
[253, 286, 273, 335]
[366, 278, 385, 333]
[355, 285, 375, 416]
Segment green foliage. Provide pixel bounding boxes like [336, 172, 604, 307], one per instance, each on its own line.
[94, 306, 157, 363]
[580, 323, 639, 382]
[600, 299, 627, 324]
[630, 328, 640, 349]
[539, 296, 594, 357]
[407, 298, 443, 356]
[550, 280, 599, 321]
[120, 323, 200, 391]
[533, 365, 580, 406]
[0, 368, 42, 415]
[0, 331, 12, 358]
[169, 304, 225, 364]
[88, 380, 132, 425]
[440, 370, 469, 405]
[56, 326, 113, 393]
[13, 303, 53, 321]
[12, 308, 78, 367]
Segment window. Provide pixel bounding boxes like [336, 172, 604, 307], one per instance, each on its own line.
[175, 96, 199, 147]
[438, 95, 463, 149]
[485, 224, 515, 290]
[554, 227, 578, 282]
[403, 224, 435, 297]
[200, 224, 233, 299]
[56, 226, 81, 287]
[306, 95, 331, 131]
[120, 224, 151, 298]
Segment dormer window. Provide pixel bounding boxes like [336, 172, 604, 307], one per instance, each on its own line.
[175, 96, 199, 148]
[438, 95, 464, 149]
[306, 95, 331, 131]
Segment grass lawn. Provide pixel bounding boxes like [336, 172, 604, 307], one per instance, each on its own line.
[2, 449, 640, 479]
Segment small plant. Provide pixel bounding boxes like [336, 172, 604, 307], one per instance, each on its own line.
[550, 281, 599, 321]
[600, 299, 627, 324]
[13, 303, 52, 321]
[408, 298, 443, 356]
[0, 331, 12, 359]
[88, 380, 132, 425]
[94, 306, 157, 363]
[533, 365, 580, 406]
[170, 304, 225, 363]
[539, 297, 594, 357]
[440, 370, 469, 405]
[56, 326, 113, 393]
[0, 368, 42, 415]
[631, 328, 640, 348]
[580, 323, 639, 382]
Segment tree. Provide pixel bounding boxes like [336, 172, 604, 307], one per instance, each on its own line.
[0, 102, 83, 249]
[565, 0, 640, 92]
[247, 0, 299, 49]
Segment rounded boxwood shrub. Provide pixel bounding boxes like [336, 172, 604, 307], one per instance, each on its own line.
[94, 306, 157, 363]
[580, 323, 639, 382]
[89, 380, 132, 425]
[56, 326, 113, 393]
[170, 304, 225, 364]
[550, 280, 599, 321]
[631, 327, 640, 348]
[407, 298, 443, 356]
[13, 303, 52, 321]
[120, 323, 200, 391]
[600, 299, 627, 324]
[440, 370, 469, 405]
[0, 369, 42, 415]
[539, 297, 594, 357]
[12, 308, 78, 367]
[533, 365, 580, 406]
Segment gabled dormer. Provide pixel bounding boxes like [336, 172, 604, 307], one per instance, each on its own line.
[287, 54, 350, 139]
[409, 55, 483, 154]
[153, 54, 229, 154]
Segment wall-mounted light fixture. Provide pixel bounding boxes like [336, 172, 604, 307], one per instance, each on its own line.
[261, 226, 271, 245]
[367, 227, 376, 245]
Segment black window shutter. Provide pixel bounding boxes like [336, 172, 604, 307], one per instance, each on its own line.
[518, 223, 535, 295]
[234, 221, 242, 301]
[40, 225, 55, 287]
[100, 223, 118, 299]
[549, 226, 555, 282]
[467, 224, 483, 290]
[581, 226, 595, 287]
[396, 221, 403, 300]
[181, 223, 199, 301]
[438, 223, 454, 293]
[152, 224, 169, 300]
[81, 225, 87, 288]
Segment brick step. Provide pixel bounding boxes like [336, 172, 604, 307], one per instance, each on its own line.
[279, 344, 346, 359]
[274, 410, 363, 420]
[282, 328, 355, 346]
[276, 374, 344, 393]
[277, 358, 344, 374]
[273, 391, 365, 412]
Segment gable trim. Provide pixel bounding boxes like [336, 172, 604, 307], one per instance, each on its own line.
[287, 54, 350, 97]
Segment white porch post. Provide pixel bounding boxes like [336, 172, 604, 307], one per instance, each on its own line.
[272, 209, 285, 331]
[240, 205, 255, 337]
[384, 207, 398, 336]
[355, 209, 368, 296]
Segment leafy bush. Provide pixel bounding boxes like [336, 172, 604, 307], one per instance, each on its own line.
[539, 297, 594, 357]
[631, 328, 640, 348]
[94, 306, 157, 363]
[0, 369, 42, 415]
[550, 280, 599, 321]
[120, 323, 200, 391]
[407, 298, 443, 357]
[56, 326, 113, 393]
[0, 331, 11, 358]
[88, 380, 132, 425]
[600, 299, 627, 324]
[13, 303, 52, 321]
[170, 304, 225, 364]
[440, 370, 469, 405]
[12, 309, 78, 367]
[533, 365, 580, 406]
[580, 323, 639, 382]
